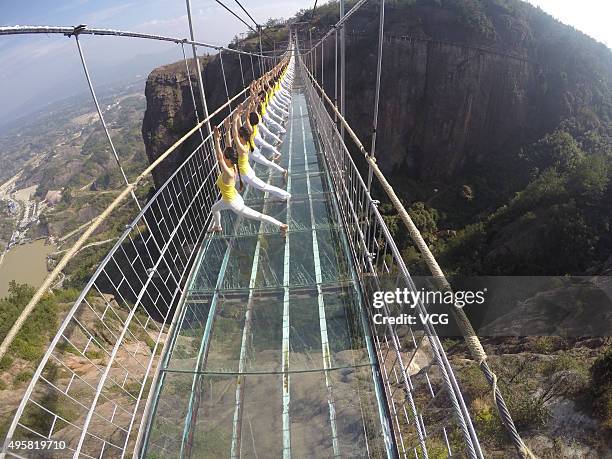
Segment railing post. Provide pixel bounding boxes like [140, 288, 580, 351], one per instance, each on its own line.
[321, 36, 324, 93]
[258, 26, 264, 75]
[340, 0, 346, 139]
[334, 28, 338, 124]
[219, 50, 232, 112]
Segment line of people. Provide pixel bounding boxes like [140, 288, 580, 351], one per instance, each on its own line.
[208, 50, 295, 236]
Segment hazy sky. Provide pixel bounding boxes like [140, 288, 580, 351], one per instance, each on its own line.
[525, 0, 611, 46]
[0, 0, 610, 125]
[0, 0, 307, 125]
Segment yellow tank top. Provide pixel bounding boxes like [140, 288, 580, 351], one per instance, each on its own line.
[237, 149, 251, 174]
[216, 173, 237, 202]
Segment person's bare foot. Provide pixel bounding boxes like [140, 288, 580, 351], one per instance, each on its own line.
[207, 226, 222, 233]
[280, 224, 288, 237]
[283, 169, 288, 182]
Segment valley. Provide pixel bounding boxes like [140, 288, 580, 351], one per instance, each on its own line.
[0, 78, 149, 296]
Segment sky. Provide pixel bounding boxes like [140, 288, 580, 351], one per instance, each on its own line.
[525, 0, 611, 47]
[0, 0, 610, 126]
[0, 0, 307, 126]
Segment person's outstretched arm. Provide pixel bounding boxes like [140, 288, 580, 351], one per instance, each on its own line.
[245, 104, 254, 135]
[214, 126, 233, 176]
[232, 106, 247, 155]
[223, 117, 232, 148]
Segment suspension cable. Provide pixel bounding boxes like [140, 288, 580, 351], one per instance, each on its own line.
[0, 25, 270, 59]
[219, 50, 232, 111]
[367, 0, 385, 191]
[232, 0, 275, 46]
[249, 52, 256, 79]
[303, 0, 369, 56]
[185, 0, 213, 140]
[310, 0, 319, 20]
[73, 33, 141, 210]
[214, 0, 258, 36]
[237, 51, 247, 100]
[181, 42, 206, 146]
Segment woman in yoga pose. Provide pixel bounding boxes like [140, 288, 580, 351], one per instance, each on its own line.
[231, 106, 290, 198]
[207, 125, 288, 236]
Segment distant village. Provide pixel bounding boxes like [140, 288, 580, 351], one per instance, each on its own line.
[0, 176, 62, 251]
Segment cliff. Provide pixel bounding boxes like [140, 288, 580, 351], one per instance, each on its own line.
[321, 1, 610, 183]
[143, 0, 610, 186]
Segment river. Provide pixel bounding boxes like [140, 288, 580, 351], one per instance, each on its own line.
[0, 239, 55, 298]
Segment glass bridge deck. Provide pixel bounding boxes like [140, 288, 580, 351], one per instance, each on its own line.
[143, 88, 389, 458]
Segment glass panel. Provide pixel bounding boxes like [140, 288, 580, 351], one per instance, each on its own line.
[166, 286, 370, 373]
[165, 295, 214, 372]
[282, 150, 321, 173]
[148, 367, 386, 459]
[191, 227, 351, 292]
[289, 366, 387, 458]
[289, 171, 326, 195]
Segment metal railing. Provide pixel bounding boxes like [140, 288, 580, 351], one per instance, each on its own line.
[0, 73, 289, 457]
[1, 125, 222, 458]
[0, 17, 288, 458]
[299, 52, 484, 458]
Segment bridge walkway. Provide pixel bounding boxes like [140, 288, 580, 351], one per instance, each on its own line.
[142, 83, 392, 458]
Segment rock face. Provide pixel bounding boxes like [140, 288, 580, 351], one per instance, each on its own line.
[325, 1, 611, 181]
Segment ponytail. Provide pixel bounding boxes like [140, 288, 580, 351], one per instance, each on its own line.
[235, 165, 244, 192]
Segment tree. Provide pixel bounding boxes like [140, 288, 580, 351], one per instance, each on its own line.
[409, 202, 439, 242]
[62, 187, 73, 204]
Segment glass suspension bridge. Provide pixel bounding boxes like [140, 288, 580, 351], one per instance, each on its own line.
[0, 0, 534, 457]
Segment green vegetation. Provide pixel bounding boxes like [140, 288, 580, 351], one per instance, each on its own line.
[296, 0, 612, 279]
[434, 128, 611, 275]
[0, 284, 81, 363]
[590, 347, 612, 430]
[12, 370, 33, 387]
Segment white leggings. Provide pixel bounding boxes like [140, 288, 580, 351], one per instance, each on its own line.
[274, 90, 290, 104]
[264, 113, 285, 134]
[269, 101, 285, 117]
[255, 135, 282, 159]
[211, 194, 284, 229]
[267, 106, 285, 124]
[271, 98, 289, 115]
[243, 167, 289, 200]
[259, 122, 282, 144]
[276, 92, 290, 105]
